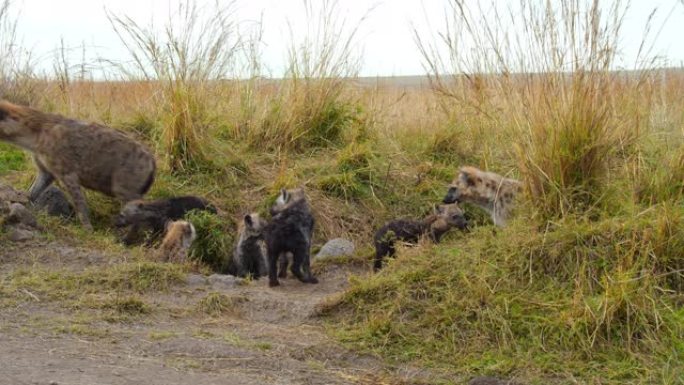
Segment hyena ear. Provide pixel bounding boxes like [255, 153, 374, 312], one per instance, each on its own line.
[0, 105, 7, 121]
[436, 204, 447, 214]
[459, 170, 476, 186]
[244, 214, 253, 227]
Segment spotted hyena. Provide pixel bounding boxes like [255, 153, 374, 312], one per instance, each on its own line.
[114, 196, 216, 245]
[0, 100, 156, 230]
[232, 213, 268, 279]
[373, 203, 468, 271]
[156, 220, 196, 263]
[264, 188, 317, 287]
[443, 166, 522, 227]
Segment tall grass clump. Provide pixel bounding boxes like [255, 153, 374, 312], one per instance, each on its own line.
[108, 0, 244, 171]
[241, 0, 371, 151]
[319, 1, 684, 383]
[185, 210, 234, 273]
[417, 0, 662, 220]
[0, 0, 37, 104]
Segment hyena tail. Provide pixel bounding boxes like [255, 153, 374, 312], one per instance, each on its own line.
[139, 162, 156, 196]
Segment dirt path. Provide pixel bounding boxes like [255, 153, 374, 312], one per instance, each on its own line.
[0, 238, 435, 385]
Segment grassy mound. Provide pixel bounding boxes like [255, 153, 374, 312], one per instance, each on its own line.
[322, 205, 684, 383]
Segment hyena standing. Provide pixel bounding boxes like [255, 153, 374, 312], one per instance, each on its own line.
[442, 166, 522, 227]
[0, 101, 155, 230]
[264, 188, 317, 287]
[232, 213, 268, 279]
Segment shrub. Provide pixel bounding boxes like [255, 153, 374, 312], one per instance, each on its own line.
[185, 210, 234, 273]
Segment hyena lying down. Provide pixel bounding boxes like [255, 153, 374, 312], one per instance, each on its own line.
[443, 166, 522, 227]
[373, 203, 468, 271]
[0, 100, 156, 230]
[156, 220, 196, 263]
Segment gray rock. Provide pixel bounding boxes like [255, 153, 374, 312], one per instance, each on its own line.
[8, 227, 36, 242]
[33, 185, 74, 218]
[469, 376, 522, 385]
[186, 274, 208, 287]
[6, 203, 38, 228]
[0, 182, 29, 205]
[315, 238, 355, 261]
[208, 274, 242, 289]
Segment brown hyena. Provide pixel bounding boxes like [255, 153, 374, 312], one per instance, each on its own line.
[115, 195, 216, 245]
[373, 203, 468, 271]
[232, 213, 268, 279]
[156, 220, 196, 263]
[0, 100, 155, 230]
[443, 166, 522, 227]
[264, 188, 317, 287]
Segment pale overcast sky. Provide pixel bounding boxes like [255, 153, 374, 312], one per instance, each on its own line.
[7, 0, 684, 77]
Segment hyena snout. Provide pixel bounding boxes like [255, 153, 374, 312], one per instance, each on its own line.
[443, 186, 461, 204]
[113, 214, 128, 228]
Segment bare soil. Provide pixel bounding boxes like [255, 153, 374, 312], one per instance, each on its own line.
[0, 236, 439, 385]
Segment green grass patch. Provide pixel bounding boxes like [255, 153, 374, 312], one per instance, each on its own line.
[322, 205, 684, 384]
[0, 142, 28, 174]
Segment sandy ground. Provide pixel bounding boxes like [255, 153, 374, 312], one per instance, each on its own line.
[0, 237, 440, 385]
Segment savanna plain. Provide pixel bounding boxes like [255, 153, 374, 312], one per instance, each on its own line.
[0, 0, 683, 384]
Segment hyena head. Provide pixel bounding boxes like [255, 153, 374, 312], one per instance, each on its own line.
[432, 203, 468, 232]
[165, 220, 196, 249]
[443, 166, 489, 205]
[115, 200, 150, 227]
[0, 101, 36, 147]
[270, 187, 307, 215]
[241, 213, 267, 239]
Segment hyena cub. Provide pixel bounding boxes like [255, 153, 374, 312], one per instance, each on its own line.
[264, 188, 317, 287]
[115, 196, 216, 245]
[0, 101, 155, 230]
[443, 166, 522, 227]
[373, 203, 468, 271]
[156, 220, 196, 263]
[232, 213, 268, 279]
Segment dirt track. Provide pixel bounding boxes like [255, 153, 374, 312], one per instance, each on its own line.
[0, 237, 438, 385]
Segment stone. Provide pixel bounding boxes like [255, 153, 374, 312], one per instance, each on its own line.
[8, 227, 36, 242]
[7, 203, 38, 228]
[33, 185, 74, 218]
[314, 238, 355, 261]
[186, 274, 208, 287]
[208, 274, 242, 289]
[0, 182, 29, 205]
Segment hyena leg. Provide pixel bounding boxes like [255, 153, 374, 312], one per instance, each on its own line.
[278, 252, 289, 278]
[28, 169, 55, 202]
[257, 248, 269, 277]
[267, 249, 280, 287]
[300, 249, 318, 284]
[61, 173, 92, 231]
[291, 248, 317, 284]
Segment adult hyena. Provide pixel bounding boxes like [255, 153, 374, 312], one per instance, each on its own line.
[0, 100, 155, 230]
[443, 166, 522, 227]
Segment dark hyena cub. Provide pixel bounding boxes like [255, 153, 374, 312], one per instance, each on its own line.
[0, 100, 156, 230]
[373, 203, 468, 271]
[115, 195, 216, 245]
[264, 188, 317, 287]
[232, 213, 268, 279]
